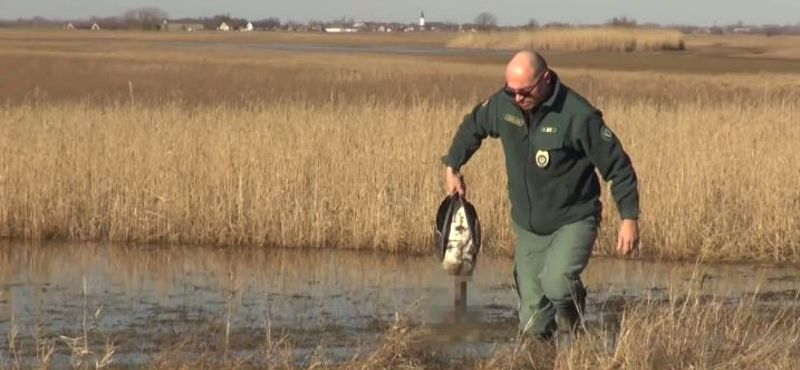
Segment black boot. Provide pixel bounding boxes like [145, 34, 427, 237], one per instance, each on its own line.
[555, 285, 586, 352]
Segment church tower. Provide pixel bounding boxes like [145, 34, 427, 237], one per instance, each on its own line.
[419, 10, 426, 28]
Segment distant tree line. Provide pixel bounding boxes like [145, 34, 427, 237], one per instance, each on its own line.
[0, 7, 282, 31]
[2, 9, 800, 36]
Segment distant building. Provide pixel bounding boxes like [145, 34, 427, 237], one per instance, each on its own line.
[65, 22, 75, 30]
[420, 10, 425, 28]
[217, 21, 231, 31]
[324, 27, 357, 33]
[165, 22, 205, 32]
[242, 22, 254, 32]
[91, 23, 100, 31]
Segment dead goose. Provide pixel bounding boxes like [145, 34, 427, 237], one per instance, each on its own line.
[435, 194, 481, 276]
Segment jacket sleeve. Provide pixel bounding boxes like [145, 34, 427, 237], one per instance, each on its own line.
[441, 99, 499, 171]
[573, 111, 640, 220]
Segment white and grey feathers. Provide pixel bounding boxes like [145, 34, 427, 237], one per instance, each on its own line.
[441, 205, 477, 276]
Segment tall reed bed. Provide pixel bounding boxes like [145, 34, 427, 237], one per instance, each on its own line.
[447, 27, 685, 52]
[482, 290, 800, 370]
[1, 92, 798, 262]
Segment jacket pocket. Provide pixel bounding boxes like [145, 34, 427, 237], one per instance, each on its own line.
[532, 133, 569, 176]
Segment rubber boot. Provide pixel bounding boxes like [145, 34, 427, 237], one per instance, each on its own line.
[555, 287, 586, 353]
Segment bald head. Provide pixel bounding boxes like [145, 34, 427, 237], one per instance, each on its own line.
[505, 51, 548, 85]
[504, 51, 552, 111]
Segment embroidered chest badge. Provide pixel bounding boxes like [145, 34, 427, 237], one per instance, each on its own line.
[504, 113, 524, 127]
[535, 150, 550, 168]
[540, 126, 557, 134]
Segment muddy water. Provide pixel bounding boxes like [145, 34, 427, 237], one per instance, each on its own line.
[0, 241, 798, 366]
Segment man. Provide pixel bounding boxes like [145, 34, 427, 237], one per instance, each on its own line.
[442, 51, 639, 346]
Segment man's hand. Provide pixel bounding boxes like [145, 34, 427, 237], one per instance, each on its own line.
[616, 219, 639, 255]
[445, 167, 466, 197]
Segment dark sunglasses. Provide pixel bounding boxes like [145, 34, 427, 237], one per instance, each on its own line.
[504, 70, 548, 98]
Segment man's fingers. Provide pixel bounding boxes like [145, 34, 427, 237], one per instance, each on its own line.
[617, 235, 633, 255]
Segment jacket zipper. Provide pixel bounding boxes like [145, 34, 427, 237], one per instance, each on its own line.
[526, 109, 547, 231]
[523, 109, 535, 231]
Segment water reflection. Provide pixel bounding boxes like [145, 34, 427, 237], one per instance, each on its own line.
[0, 240, 797, 364]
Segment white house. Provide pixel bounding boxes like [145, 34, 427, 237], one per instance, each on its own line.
[419, 10, 425, 28]
[324, 27, 357, 33]
[91, 23, 101, 30]
[217, 22, 231, 31]
[241, 22, 254, 32]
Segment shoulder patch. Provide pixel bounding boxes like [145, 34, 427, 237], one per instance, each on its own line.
[504, 113, 524, 127]
[600, 125, 614, 141]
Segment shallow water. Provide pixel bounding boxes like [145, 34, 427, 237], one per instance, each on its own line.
[0, 240, 798, 366]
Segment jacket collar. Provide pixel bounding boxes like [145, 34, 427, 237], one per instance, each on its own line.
[540, 71, 561, 109]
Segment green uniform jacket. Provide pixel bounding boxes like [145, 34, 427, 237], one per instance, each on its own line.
[442, 73, 639, 235]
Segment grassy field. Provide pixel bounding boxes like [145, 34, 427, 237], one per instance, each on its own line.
[1, 30, 800, 264]
[447, 27, 685, 52]
[685, 34, 800, 59]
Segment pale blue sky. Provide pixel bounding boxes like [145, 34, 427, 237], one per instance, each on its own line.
[2, 0, 799, 26]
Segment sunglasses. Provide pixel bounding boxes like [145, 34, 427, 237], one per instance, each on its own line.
[504, 70, 548, 98]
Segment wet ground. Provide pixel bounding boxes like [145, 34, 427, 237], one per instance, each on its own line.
[0, 241, 798, 367]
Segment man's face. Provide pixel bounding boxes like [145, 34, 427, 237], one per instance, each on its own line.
[504, 70, 551, 111]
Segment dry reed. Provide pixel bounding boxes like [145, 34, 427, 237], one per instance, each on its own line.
[479, 291, 800, 370]
[447, 27, 685, 52]
[1, 92, 799, 262]
[4, 289, 797, 369]
[1, 34, 800, 262]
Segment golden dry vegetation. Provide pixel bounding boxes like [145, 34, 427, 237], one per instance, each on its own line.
[96, 294, 800, 370]
[4, 285, 799, 369]
[1, 31, 799, 264]
[447, 27, 686, 52]
[685, 34, 800, 60]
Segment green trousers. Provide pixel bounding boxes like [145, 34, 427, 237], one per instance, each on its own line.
[513, 216, 598, 339]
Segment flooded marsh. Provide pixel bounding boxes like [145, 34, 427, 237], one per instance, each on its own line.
[1, 30, 800, 368]
[1, 242, 799, 368]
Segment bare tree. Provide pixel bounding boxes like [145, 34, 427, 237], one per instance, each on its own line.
[474, 12, 498, 31]
[122, 7, 168, 30]
[607, 16, 637, 28]
[252, 17, 281, 30]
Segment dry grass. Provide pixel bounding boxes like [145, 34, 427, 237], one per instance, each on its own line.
[4, 289, 798, 369]
[481, 290, 800, 370]
[447, 27, 685, 52]
[1, 34, 800, 262]
[1, 91, 799, 262]
[687, 34, 800, 60]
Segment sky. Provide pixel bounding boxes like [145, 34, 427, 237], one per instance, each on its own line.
[2, 0, 799, 26]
